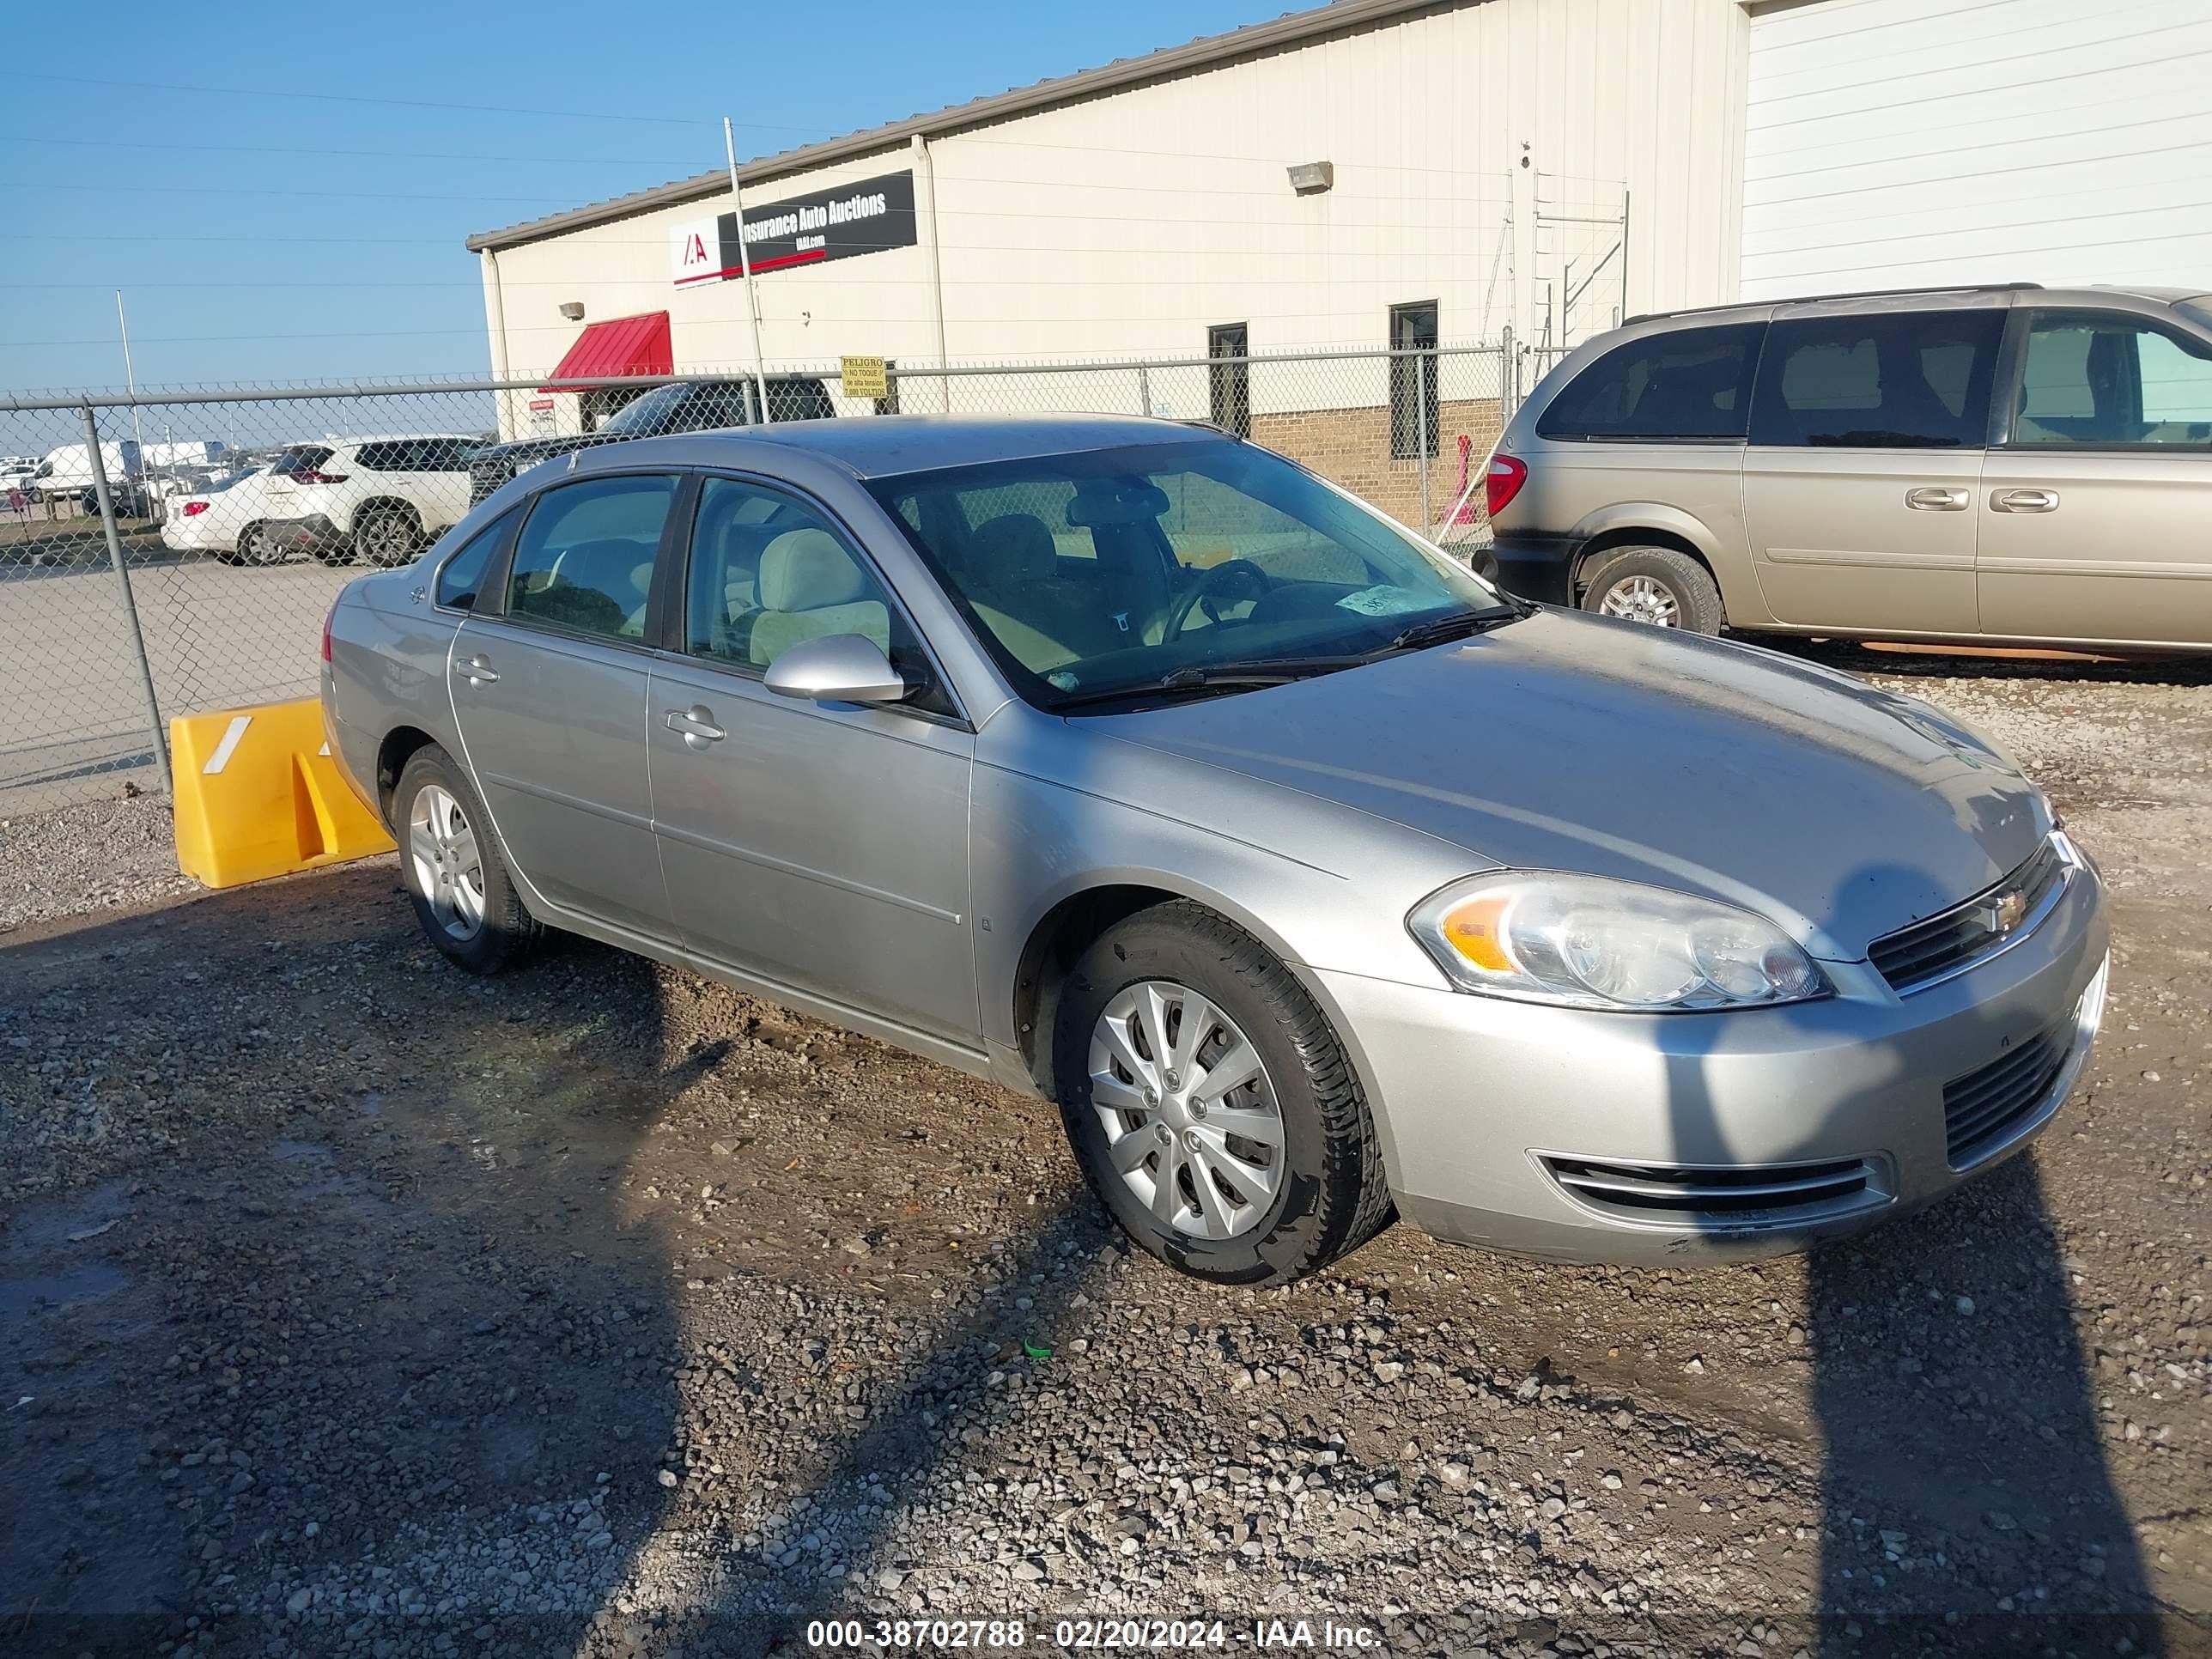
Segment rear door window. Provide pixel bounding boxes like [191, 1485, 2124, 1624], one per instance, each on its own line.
[505, 475, 678, 641]
[1750, 310, 2003, 448]
[1538, 323, 1765, 441]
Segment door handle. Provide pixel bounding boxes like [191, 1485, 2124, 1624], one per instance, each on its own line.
[454, 654, 498, 684]
[1904, 486, 1970, 511]
[664, 705, 725, 747]
[1991, 488, 2060, 514]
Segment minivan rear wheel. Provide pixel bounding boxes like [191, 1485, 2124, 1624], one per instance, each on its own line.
[1051, 902, 1394, 1285]
[1580, 545, 1723, 635]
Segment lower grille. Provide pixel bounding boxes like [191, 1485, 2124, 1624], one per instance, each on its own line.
[1541, 1154, 1883, 1226]
[1943, 1028, 2069, 1167]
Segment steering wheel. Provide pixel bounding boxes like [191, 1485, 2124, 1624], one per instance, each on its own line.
[1164, 558, 1273, 637]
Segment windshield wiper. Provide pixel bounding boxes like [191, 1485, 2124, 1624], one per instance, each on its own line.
[1382, 604, 1526, 653]
[1051, 655, 1364, 711]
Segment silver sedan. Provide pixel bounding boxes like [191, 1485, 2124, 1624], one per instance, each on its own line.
[320, 416, 2109, 1284]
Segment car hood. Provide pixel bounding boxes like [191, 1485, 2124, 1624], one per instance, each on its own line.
[1098, 611, 2049, 960]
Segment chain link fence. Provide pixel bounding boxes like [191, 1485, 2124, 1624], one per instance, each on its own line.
[2, 341, 1529, 817]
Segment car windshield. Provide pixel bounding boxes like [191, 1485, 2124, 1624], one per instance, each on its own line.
[868, 439, 1515, 711]
[597, 382, 696, 436]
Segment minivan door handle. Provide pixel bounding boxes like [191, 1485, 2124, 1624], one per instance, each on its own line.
[454, 654, 498, 685]
[664, 705, 726, 748]
[1904, 485, 1970, 511]
[1991, 488, 2060, 514]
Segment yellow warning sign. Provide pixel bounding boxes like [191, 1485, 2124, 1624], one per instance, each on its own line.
[169, 697, 395, 889]
[839, 355, 889, 401]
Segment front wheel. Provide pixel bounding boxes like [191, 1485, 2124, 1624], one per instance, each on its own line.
[1052, 902, 1394, 1285]
[1579, 544, 1723, 635]
[392, 744, 541, 974]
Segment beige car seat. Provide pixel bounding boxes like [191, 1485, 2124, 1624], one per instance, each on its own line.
[746, 529, 890, 666]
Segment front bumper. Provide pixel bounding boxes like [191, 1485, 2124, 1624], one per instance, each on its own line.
[1315, 857, 2109, 1265]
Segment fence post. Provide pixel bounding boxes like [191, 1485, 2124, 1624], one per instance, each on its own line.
[1415, 349, 1432, 535]
[1137, 365, 1152, 418]
[82, 403, 169, 790]
[1500, 323, 1517, 421]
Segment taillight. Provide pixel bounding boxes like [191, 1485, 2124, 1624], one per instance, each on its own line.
[292, 470, 349, 485]
[320, 602, 335, 663]
[1485, 453, 1528, 519]
[181, 500, 210, 516]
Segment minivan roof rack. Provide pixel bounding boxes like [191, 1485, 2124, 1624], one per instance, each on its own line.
[1624, 283, 2041, 326]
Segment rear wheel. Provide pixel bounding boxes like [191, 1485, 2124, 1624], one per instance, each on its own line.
[356, 504, 424, 568]
[393, 744, 541, 974]
[1052, 902, 1393, 1285]
[1579, 544, 1723, 635]
[234, 523, 278, 567]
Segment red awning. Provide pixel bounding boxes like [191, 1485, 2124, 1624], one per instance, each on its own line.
[538, 311, 672, 392]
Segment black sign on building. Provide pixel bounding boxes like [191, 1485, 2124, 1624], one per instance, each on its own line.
[674, 169, 917, 286]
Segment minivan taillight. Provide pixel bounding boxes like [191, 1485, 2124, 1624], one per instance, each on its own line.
[292, 470, 349, 485]
[181, 500, 210, 516]
[1486, 453, 1528, 518]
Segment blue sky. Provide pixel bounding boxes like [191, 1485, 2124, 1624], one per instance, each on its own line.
[0, 0, 1285, 393]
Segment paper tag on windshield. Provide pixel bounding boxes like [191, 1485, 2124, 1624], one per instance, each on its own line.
[1335, 585, 1433, 617]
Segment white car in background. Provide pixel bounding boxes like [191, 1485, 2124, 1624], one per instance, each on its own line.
[161, 465, 279, 562]
[260, 434, 481, 567]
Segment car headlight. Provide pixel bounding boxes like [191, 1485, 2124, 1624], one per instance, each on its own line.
[1408, 872, 1831, 1012]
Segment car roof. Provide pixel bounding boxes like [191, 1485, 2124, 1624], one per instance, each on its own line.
[1626, 281, 2210, 328]
[319, 433, 481, 446]
[601, 413, 1224, 481]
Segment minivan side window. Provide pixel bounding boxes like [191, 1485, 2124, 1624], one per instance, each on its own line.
[1536, 323, 1765, 441]
[1749, 310, 2002, 448]
[2010, 312, 2212, 447]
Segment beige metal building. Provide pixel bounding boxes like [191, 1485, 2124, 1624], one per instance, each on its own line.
[469, 0, 1751, 445]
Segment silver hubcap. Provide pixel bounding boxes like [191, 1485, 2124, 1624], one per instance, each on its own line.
[406, 784, 486, 941]
[1598, 574, 1680, 627]
[1089, 981, 1283, 1241]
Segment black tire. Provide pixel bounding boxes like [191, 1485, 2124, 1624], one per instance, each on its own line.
[392, 744, 542, 975]
[233, 523, 271, 567]
[1052, 902, 1394, 1285]
[312, 542, 356, 568]
[1579, 544, 1724, 635]
[356, 504, 423, 568]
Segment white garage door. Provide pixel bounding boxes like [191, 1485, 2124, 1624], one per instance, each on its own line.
[1742, 0, 2212, 300]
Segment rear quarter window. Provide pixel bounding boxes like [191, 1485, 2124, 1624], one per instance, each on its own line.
[1537, 323, 1765, 441]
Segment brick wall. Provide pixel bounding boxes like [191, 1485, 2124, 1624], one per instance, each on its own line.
[1252, 397, 1504, 530]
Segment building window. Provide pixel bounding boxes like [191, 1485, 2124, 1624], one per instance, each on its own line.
[1389, 301, 1439, 459]
[1208, 323, 1250, 437]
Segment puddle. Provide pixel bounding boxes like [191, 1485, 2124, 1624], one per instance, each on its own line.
[3, 1177, 132, 1251]
[0, 1261, 131, 1322]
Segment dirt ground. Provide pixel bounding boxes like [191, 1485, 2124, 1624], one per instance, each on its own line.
[2, 646, 2207, 1659]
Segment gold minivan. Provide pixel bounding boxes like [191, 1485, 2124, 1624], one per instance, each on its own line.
[1485, 283, 2212, 650]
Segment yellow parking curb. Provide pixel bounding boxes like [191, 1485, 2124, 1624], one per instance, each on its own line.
[168, 698, 395, 889]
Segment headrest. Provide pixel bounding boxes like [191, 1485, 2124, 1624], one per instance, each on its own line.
[969, 514, 1057, 586]
[758, 528, 868, 611]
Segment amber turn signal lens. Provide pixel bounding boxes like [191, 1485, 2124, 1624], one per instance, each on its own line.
[1440, 894, 1514, 973]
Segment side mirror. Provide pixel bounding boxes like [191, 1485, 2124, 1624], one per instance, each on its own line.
[761, 633, 908, 705]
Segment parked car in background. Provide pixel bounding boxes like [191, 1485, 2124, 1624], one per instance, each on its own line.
[31, 440, 143, 511]
[1486, 283, 2212, 651]
[322, 416, 2107, 1285]
[465, 376, 836, 504]
[261, 435, 481, 566]
[160, 465, 278, 562]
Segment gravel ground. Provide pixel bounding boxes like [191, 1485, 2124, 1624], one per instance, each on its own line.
[0, 792, 195, 933]
[3, 648, 2208, 1659]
